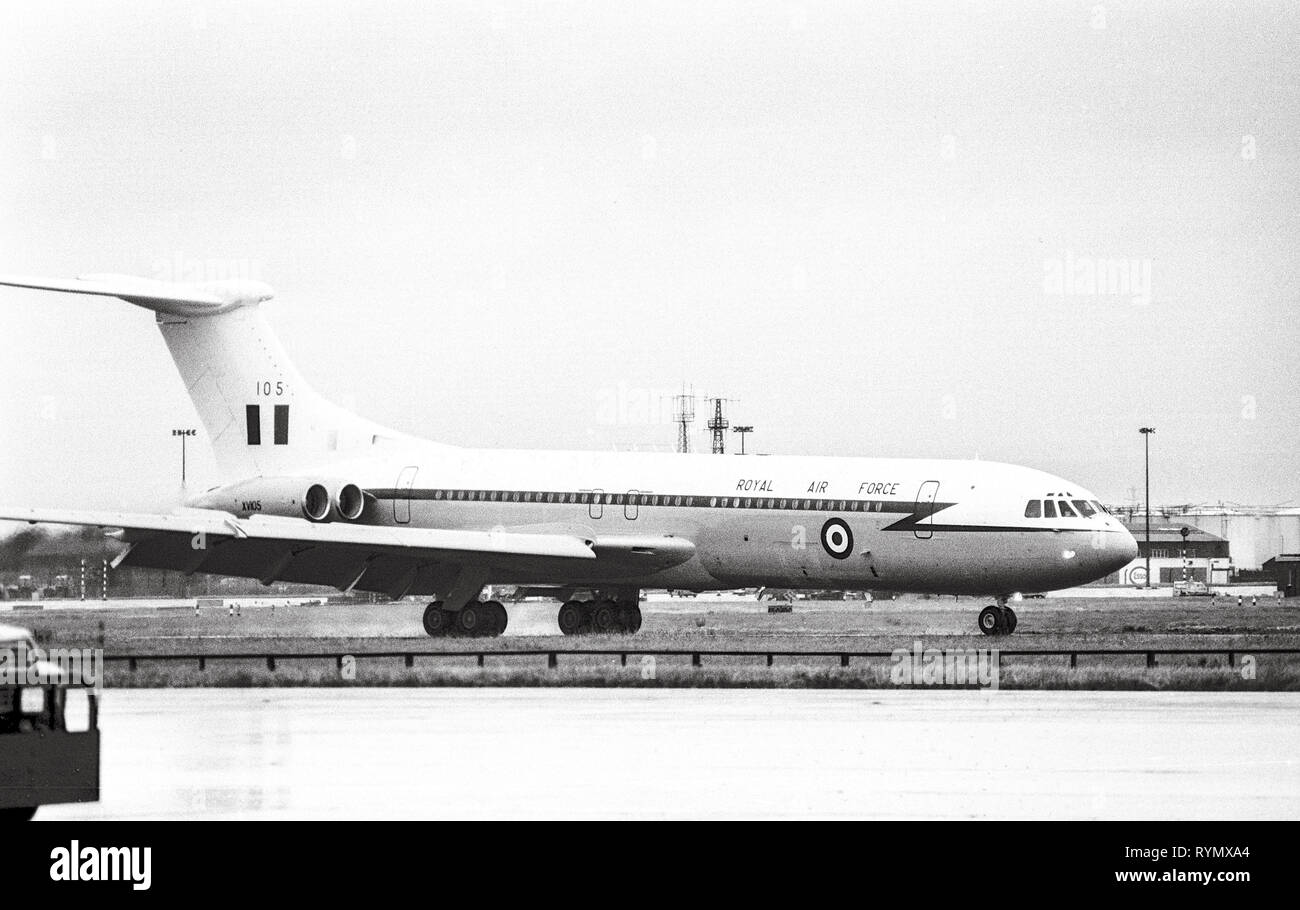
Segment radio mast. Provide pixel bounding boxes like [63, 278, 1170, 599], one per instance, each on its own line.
[671, 387, 696, 454]
[706, 397, 731, 454]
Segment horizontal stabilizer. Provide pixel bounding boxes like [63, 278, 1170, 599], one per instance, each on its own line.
[0, 273, 273, 318]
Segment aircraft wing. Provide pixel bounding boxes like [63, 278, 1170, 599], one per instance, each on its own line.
[0, 507, 695, 598]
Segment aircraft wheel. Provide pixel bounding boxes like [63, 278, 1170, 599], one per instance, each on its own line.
[978, 606, 1003, 636]
[558, 600, 585, 636]
[482, 600, 508, 637]
[592, 600, 620, 633]
[456, 602, 484, 636]
[618, 602, 642, 634]
[1003, 606, 1018, 634]
[422, 601, 451, 637]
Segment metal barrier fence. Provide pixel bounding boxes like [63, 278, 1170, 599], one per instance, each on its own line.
[100, 647, 1300, 673]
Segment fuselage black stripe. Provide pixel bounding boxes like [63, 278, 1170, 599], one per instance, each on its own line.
[360, 488, 1117, 533]
[368, 488, 944, 514]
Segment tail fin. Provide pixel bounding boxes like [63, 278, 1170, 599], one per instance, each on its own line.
[0, 273, 401, 480]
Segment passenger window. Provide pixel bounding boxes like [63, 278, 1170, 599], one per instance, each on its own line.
[1043, 500, 1057, 518]
[1024, 500, 1041, 518]
[1072, 500, 1095, 517]
[1057, 501, 1077, 517]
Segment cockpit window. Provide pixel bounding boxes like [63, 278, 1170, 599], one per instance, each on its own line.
[1072, 500, 1096, 518]
[1091, 500, 1108, 515]
[1057, 500, 1077, 517]
[1024, 500, 1041, 518]
[1043, 500, 1058, 518]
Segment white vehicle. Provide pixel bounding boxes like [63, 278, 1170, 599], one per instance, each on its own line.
[0, 274, 1137, 637]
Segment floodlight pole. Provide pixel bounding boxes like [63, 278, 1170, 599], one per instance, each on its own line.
[1140, 427, 1155, 587]
[172, 428, 196, 487]
[733, 426, 754, 455]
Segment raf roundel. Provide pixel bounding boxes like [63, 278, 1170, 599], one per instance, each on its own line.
[820, 518, 854, 560]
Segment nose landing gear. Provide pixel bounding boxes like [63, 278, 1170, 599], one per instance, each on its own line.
[977, 597, 1018, 636]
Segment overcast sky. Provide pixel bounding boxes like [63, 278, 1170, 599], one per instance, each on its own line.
[1, 0, 1297, 518]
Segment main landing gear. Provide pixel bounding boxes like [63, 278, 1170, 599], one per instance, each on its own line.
[422, 600, 509, 638]
[556, 596, 643, 636]
[977, 597, 1018, 636]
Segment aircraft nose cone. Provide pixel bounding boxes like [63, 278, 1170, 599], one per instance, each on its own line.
[1115, 527, 1139, 567]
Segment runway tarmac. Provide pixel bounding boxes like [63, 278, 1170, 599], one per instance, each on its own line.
[37, 689, 1300, 819]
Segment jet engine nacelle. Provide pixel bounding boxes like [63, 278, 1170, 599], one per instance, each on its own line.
[186, 477, 370, 521]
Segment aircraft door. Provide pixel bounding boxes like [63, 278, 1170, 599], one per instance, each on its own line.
[624, 490, 640, 520]
[914, 480, 940, 540]
[394, 466, 418, 524]
[588, 489, 604, 520]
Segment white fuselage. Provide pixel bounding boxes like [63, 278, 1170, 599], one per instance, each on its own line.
[199, 442, 1139, 596]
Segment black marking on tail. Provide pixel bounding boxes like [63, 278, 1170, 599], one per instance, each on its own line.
[245, 405, 261, 445]
[274, 404, 289, 445]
